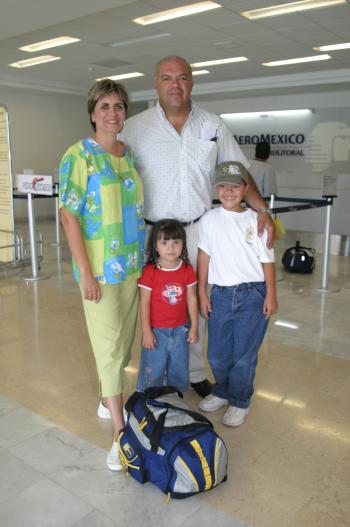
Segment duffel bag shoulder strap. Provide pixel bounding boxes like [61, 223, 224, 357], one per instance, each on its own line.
[149, 408, 169, 452]
[144, 386, 183, 399]
[124, 391, 147, 414]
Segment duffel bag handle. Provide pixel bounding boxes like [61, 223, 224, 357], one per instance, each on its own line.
[294, 240, 316, 255]
[125, 387, 181, 415]
[148, 403, 213, 452]
[150, 408, 169, 452]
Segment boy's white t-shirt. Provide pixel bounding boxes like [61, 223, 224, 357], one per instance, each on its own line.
[198, 207, 275, 286]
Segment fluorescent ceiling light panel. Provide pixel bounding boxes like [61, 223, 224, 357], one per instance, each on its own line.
[19, 36, 80, 52]
[9, 55, 61, 68]
[241, 0, 346, 20]
[109, 33, 171, 47]
[192, 69, 210, 75]
[133, 1, 221, 25]
[96, 72, 144, 81]
[313, 42, 350, 51]
[262, 54, 331, 66]
[191, 56, 247, 67]
[221, 109, 311, 118]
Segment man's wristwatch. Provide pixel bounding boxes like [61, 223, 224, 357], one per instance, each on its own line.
[257, 207, 273, 216]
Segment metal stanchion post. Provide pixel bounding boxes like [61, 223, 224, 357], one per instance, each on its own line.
[51, 183, 61, 246]
[316, 197, 340, 293]
[22, 193, 50, 281]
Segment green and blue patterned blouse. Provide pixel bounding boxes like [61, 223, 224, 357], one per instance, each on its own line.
[59, 137, 145, 284]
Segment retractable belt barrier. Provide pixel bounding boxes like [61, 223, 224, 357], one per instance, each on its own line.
[13, 186, 338, 292]
[266, 196, 334, 215]
[214, 194, 337, 292]
[265, 195, 337, 293]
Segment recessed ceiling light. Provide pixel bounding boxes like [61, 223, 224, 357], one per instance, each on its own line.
[109, 33, 171, 48]
[241, 0, 346, 20]
[192, 69, 210, 76]
[133, 1, 221, 25]
[221, 109, 311, 118]
[19, 36, 80, 52]
[313, 42, 350, 51]
[191, 57, 248, 67]
[262, 54, 331, 66]
[9, 55, 61, 68]
[96, 72, 144, 81]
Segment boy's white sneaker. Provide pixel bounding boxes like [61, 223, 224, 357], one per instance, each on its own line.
[106, 440, 122, 471]
[198, 394, 228, 412]
[222, 406, 249, 427]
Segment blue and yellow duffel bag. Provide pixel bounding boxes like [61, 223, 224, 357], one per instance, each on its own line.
[118, 386, 228, 500]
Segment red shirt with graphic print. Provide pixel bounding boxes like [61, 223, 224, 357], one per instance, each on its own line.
[138, 261, 197, 328]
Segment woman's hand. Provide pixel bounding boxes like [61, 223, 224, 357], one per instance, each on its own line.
[81, 272, 101, 303]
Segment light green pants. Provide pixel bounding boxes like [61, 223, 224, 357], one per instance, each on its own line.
[81, 276, 139, 397]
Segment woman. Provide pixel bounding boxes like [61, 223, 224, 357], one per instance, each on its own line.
[59, 79, 145, 470]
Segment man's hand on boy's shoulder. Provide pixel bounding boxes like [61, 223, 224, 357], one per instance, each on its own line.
[257, 211, 275, 248]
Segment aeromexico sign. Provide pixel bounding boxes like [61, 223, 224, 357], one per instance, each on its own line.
[234, 133, 305, 156]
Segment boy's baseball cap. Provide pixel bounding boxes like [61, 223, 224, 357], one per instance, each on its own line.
[215, 161, 248, 186]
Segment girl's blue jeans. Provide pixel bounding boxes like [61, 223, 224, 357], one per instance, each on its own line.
[208, 282, 269, 409]
[137, 324, 190, 392]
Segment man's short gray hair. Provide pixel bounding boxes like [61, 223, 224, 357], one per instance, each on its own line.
[154, 56, 193, 78]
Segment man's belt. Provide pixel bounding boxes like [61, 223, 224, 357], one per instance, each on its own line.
[145, 217, 201, 227]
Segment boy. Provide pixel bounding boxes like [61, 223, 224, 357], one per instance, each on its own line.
[197, 161, 278, 426]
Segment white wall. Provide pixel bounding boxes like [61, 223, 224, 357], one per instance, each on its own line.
[199, 90, 350, 236]
[0, 87, 88, 221]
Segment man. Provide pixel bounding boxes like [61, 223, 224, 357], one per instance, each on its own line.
[249, 142, 277, 198]
[122, 56, 274, 398]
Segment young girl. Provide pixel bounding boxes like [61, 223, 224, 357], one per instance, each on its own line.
[137, 219, 199, 392]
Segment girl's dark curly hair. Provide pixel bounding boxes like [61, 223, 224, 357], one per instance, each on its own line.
[146, 219, 190, 266]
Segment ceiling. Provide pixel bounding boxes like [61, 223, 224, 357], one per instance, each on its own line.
[0, 0, 350, 102]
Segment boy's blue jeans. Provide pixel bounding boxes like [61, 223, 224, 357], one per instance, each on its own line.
[208, 282, 269, 409]
[137, 324, 190, 392]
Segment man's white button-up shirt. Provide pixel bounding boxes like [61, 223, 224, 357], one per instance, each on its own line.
[122, 102, 249, 223]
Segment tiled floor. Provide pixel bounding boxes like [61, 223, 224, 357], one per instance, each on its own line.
[0, 220, 349, 527]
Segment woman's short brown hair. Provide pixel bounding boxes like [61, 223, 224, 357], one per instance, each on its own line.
[87, 79, 129, 131]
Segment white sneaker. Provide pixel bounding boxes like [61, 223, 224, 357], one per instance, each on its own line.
[97, 402, 128, 422]
[198, 394, 228, 412]
[97, 401, 111, 419]
[222, 406, 249, 427]
[106, 440, 122, 471]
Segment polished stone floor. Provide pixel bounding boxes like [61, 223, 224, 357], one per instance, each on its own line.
[0, 221, 349, 527]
